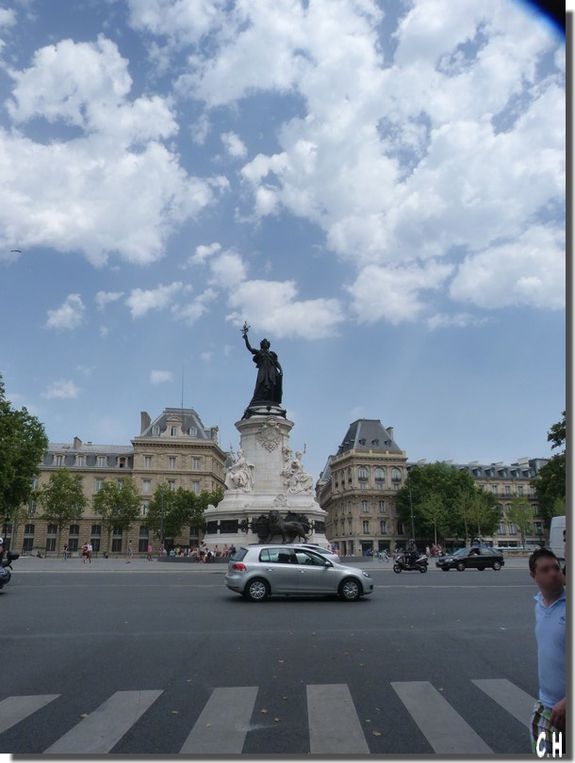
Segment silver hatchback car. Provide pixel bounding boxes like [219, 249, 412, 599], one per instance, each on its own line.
[224, 544, 374, 602]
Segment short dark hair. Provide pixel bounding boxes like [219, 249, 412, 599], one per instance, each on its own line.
[529, 547, 559, 573]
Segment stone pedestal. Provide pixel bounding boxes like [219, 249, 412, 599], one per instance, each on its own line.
[203, 416, 327, 548]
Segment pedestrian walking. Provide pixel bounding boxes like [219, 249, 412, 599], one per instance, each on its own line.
[147, 543, 153, 561]
[81, 543, 88, 564]
[529, 548, 566, 756]
[86, 542, 93, 563]
[63, 543, 69, 560]
[127, 540, 133, 563]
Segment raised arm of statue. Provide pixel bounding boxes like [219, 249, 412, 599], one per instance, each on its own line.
[243, 333, 256, 354]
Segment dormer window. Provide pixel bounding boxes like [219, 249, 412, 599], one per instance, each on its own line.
[118, 457, 126, 469]
[189, 426, 197, 437]
[152, 426, 160, 436]
[358, 438, 366, 446]
[170, 426, 177, 436]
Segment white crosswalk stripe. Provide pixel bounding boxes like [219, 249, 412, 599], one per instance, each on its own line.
[472, 679, 536, 729]
[179, 686, 259, 754]
[307, 684, 370, 754]
[45, 690, 163, 754]
[391, 681, 493, 754]
[0, 678, 533, 754]
[0, 694, 60, 735]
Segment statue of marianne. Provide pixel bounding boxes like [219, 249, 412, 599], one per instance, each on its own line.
[242, 322, 283, 407]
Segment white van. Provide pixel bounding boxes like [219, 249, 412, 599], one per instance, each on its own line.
[549, 515, 566, 561]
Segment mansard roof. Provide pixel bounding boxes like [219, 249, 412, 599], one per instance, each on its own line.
[337, 419, 402, 455]
[137, 407, 218, 441]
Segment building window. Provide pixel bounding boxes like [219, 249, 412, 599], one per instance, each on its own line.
[142, 479, 151, 495]
[189, 426, 197, 437]
[68, 524, 79, 552]
[141, 500, 149, 516]
[75, 455, 85, 467]
[391, 468, 401, 483]
[170, 426, 177, 436]
[378, 501, 386, 514]
[23, 524, 35, 551]
[169, 456, 177, 470]
[55, 455, 63, 467]
[491, 484, 498, 494]
[91, 525, 101, 536]
[112, 526, 123, 552]
[380, 520, 387, 534]
[47, 524, 58, 536]
[498, 522, 506, 535]
[69, 524, 80, 536]
[362, 520, 369, 534]
[374, 467, 385, 483]
[97, 456, 106, 468]
[168, 480, 176, 491]
[139, 525, 149, 552]
[117, 479, 124, 488]
[144, 455, 152, 468]
[509, 524, 517, 535]
[118, 457, 127, 469]
[152, 426, 160, 436]
[505, 485, 511, 495]
[28, 499, 37, 517]
[31, 477, 38, 489]
[397, 520, 405, 534]
[95, 479, 104, 493]
[358, 466, 369, 481]
[192, 457, 201, 470]
[347, 468, 352, 483]
[46, 537, 56, 552]
[361, 500, 369, 513]
[517, 485, 524, 496]
[191, 481, 200, 495]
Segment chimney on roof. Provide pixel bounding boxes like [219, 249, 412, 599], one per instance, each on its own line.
[140, 411, 151, 434]
[73, 436, 82, 449]
[387, 426, 394, 440]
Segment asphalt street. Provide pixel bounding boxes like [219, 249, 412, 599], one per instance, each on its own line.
[1, 561, 538, 756]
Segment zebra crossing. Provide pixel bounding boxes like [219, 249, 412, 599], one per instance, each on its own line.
[0, 678, 535, 754]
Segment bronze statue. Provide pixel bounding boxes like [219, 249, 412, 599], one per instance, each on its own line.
[241, 322, 284, 416]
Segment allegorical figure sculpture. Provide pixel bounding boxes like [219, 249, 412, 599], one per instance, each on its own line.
[242, 322, 284, 416]
[224, 448, 255, 492]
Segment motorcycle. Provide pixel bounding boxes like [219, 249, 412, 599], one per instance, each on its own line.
[393, 552, 428, 573]
[0, 549, 19, 590]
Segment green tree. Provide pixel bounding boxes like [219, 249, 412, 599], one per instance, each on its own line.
[0, 375, 48, 539]
[93, 478, 141, 553]
[531, 412, 566, 524]
[467, 490, 500, 539]
[419, 494, 448, 545]
[396, 462, 478, 542]
[506, 497, 534, 548]
[146, 485, 224, 542]
[37, 469, 86, 553]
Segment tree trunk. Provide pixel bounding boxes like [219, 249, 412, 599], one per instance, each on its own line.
[433, 520, 438, 546]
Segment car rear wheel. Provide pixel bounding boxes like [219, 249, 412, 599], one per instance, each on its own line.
[244, 578, 269, 602]
[442, 566, 450, 571]
[492, 561, 502, 571]
[339, 578, 361, 601]
[477, 566, 485, 571]
[456, 562, 466, 572]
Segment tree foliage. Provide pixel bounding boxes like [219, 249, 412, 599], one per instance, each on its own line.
[37, 470, 85, 551]
[0, 375, 48, 522]
[506, 497, 534, 548]
[93, 478, 141, 549]
[397, 462, 499, 543]
[531, 412, 566, 524]
[146, 485, 224, 540]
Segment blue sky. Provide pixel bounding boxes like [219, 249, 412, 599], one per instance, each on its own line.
[0, 0, 565, 480]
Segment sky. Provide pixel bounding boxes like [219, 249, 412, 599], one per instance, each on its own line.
[0, 0, 565, 482]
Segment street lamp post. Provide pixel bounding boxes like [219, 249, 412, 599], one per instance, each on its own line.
[408, 484, 416, 540]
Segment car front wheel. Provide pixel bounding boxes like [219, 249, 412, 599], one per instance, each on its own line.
[339, 578, 361, 601]
[456, 562, 466, 572]
[442, 566, 450, 571]
[244, 578, 269, 602]
[492, 561, 502, 571]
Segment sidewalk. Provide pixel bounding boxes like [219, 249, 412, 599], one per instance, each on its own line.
[11, 555, 530, 573]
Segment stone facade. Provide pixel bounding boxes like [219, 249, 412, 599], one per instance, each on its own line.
[317, 420, 549, 555]
[316, 420, 408, 556]
[5, 408, 227, 555]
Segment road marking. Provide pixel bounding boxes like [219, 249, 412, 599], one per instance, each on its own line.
[0, 695, 60, 734]
[391, 681, 492, 754]
[45, 690, 162, 754]
[375, 584, 532, 588]
[472, 679, 536, 728]
[179, 686, 258, 754]
[307, 684, 370, 754]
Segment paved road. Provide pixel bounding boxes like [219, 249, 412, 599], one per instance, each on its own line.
[0, 566, 538, 755]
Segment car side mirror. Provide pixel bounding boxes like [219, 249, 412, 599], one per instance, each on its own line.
[324, 560, 333, 567]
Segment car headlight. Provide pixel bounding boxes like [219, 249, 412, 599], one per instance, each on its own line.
[362, 571, 370, 578]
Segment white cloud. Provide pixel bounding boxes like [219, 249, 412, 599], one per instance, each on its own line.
[200, 351, 213, 363]
[227, 279, 344, 340]
[41, 379, 80, 399]
[189, 242, 221, 265]
[95, 291, 124, 310]
[125, 282, 186, 318]
[76, 364, 96, 376]
[348, 262, 454, 324]
[209, 250, 247, 288]
[221, 131, 247, 158]
[150, 369, 173, 384]
[99, 325, 109, 337]
[127, 0, 226, 47]
[45, 293, 85, 330]
[426, 313, 489, 331]
[0, 7, 15, 29]
[449, 226, 565, 310]
[171, 287, 218, 324]
[0, 36, 227, 266]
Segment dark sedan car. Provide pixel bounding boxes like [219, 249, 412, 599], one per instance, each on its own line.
[436, 546, 504, 571]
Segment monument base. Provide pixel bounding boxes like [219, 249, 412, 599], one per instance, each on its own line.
[203, 415, 328, 549]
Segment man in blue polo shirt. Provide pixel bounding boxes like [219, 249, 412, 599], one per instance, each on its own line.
[529, 548, 566, 755]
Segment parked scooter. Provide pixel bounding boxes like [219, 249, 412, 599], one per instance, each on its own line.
[393, 551, 428, 573]
[0, 537, 19, 590]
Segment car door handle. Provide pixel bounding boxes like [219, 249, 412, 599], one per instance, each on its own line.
[266, 568, 273, 572]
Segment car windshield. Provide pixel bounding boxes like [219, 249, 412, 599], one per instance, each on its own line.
[452, 548, 468, 557]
